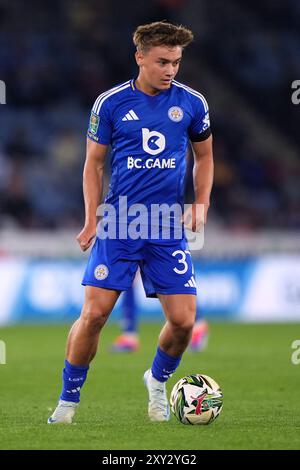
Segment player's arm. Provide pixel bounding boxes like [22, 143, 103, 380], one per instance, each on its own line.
[184, 136, 214, 231]
[76, 139, 109, 251]
[192, 135, 213, 214]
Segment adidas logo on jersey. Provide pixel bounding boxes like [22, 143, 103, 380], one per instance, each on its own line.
[122, 109, 139, 121]
[184, 276, 197, 288]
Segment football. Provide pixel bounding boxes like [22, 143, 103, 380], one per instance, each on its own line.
[170, 374, 223, 425]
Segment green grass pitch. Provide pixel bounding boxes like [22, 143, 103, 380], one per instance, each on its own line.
[0, 322, 299, 450]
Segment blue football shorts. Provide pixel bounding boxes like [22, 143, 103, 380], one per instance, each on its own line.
[82, 236, 197, 297]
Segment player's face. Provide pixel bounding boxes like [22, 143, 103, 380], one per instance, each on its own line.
[135, 45, 182, 93]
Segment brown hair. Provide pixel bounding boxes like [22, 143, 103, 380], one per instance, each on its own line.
[133, 21, 193, 53]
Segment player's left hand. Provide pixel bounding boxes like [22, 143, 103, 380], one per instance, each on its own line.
[182, 203, 209, 231]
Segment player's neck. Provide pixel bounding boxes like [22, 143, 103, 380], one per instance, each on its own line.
[134, 77, 161, 96]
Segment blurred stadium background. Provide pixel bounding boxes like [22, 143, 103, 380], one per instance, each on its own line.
[0, 0, 300, 326]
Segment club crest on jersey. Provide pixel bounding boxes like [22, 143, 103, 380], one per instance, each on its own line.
[89, 112, 99, 134]
[94, 264, 109, 280]
[168, 106, 183, 122]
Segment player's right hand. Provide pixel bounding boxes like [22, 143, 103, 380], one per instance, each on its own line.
[76, 224, 96, 251]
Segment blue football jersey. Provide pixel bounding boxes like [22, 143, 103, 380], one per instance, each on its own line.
[87, 79, 211, 225]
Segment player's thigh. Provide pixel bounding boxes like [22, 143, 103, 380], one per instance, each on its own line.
[83, 286, 120, 320]
[158, 293, 197, 329]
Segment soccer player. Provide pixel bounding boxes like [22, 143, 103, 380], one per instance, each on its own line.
[48, 21, 213, 424]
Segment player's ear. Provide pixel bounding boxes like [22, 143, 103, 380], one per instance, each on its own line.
[135, 49, 144, 66]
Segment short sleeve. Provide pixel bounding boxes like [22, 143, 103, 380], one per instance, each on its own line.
[188, 95, 211, 142]
[87, 96, 113, 145]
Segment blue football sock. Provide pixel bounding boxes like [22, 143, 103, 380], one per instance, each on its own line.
[60, 360, 89, 403]
[121, 287, 137, 333]
[151, 347, 182, 383]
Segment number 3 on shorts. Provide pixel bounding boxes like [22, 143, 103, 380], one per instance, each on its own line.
[172, 249, 190, 275]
